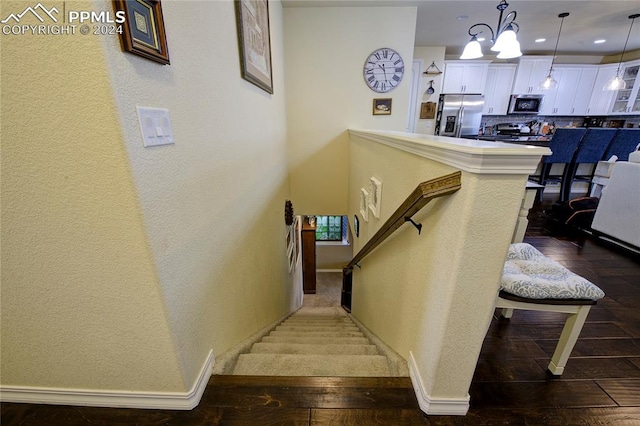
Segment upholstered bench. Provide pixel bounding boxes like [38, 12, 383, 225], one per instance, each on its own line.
[495, 243, 605, 375]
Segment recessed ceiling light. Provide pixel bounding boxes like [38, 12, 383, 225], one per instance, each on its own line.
[535, 38, 546, 43]
[594, 39, 606, 44]
[456, 15, 469, 21]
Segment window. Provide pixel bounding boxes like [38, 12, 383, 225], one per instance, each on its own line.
[315, 215, 344, 241]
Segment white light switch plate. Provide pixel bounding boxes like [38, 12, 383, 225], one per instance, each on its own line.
[136, 106, 174, 147]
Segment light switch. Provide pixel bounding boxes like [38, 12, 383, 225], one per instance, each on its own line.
[136, 107, 174, 147]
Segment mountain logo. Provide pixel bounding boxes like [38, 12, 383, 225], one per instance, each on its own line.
[1, 3, 59, 24]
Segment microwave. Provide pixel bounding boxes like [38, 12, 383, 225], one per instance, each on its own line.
[508, 95, 544, 114]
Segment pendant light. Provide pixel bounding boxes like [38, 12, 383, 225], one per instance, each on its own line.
[539, 13, 569, 90]
[460, 0, 522, 59]
[605, 14, 640, 91]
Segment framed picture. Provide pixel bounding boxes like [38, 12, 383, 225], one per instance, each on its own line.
[359, 187, 370, 222]
[373, 98, 392, 115]
[368, 177, 382, 218]
[420, 102, 436, 119]
[235, 0, 274, 94]
[353, 215, 360, 238]
[114, 0, 170, 65]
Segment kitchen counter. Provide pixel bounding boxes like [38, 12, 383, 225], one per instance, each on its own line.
[462, 134, 551, 147]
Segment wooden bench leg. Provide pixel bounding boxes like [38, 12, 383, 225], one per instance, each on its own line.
[500, 308, 514, 318]
[547, 305, 591, 375]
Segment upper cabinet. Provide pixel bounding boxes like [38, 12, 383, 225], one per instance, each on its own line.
[442, 61, 490, 93]
[541, 66, 598, 116]
[610, 60, 640, 115]
[587, 64, 618, 116]
[511, 56, 553, 94]
[483, 64, 517, 115]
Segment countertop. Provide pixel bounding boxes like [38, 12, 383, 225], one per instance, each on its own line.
[462, 134, 551, 146]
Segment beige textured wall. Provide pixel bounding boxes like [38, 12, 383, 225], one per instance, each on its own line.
[1, 0, 298, 394]
[349, 134, 527, 399]
[0, 0, 184, 391]
[97, 0, 297, 386]
[284, 7, 417, 215]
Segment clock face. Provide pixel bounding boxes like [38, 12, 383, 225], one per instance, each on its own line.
[363, 48, 404, 93]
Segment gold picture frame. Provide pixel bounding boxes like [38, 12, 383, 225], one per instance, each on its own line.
[235, 0, 274, 94]
[114, 0, 170, 65]
[373, 98, 392, 115]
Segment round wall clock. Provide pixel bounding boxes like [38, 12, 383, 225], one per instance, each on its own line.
[363, 48, 405, 93]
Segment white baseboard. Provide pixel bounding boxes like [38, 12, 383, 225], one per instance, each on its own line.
[408, 351, 470, 416]
[0, 349, 214, 410]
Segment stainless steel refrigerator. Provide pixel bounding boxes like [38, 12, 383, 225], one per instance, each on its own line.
[435, 94, 484, 138]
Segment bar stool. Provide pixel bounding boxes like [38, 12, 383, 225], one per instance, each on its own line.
[532, 128, 587, 201]
[603, 129, 640, 162]
[561, 128, 617, 201]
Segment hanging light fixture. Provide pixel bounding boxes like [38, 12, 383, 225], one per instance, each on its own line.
[605, 13, 640, 91]
[539, 13, 570, 90]
[460, 0, 522, 60]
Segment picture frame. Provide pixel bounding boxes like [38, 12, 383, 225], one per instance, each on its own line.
[420, 102, 436, 119]
[359, 187, 370, 222]
[234, 0, 274, 94]
[114, 0, 170, 65]
[372, 98, 392, 115]
[368, 177, 382, 218]
[353, 215, 360, 238]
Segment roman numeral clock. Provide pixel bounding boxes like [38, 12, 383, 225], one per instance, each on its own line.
[363, 48, 405, 93]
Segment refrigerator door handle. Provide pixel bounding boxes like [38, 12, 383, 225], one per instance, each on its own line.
[456, 107, 464, 138]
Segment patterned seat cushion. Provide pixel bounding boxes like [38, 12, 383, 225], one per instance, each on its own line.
[501, 243, 605, 300]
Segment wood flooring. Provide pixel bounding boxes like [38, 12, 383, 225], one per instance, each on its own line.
[3, 218, 640, 424]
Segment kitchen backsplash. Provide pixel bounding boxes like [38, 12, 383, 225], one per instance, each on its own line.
[481, 115, 640, 133]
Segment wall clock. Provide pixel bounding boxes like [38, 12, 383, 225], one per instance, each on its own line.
[363, 48, 405, 93]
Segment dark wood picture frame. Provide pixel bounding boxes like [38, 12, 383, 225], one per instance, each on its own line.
[373, 98, 392, 115]
[113, 0, 170, 65]
[234, 0, 274, 94]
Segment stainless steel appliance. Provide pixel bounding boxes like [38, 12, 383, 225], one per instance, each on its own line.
[435, 94, 484, 138]
[496, 123, 525, 135]
[508, 94, 544, 114]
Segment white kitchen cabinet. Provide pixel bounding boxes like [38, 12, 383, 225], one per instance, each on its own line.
[442, 61, 490, 93]
[542, 66, 598, 116]
[512, 56, 553, 94]
[610, 60, 640, 115]
[587, 64, 618, 115]
[483, 64, 517, 115]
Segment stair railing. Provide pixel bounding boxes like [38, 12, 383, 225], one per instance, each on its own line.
[341, 171, 462, 311]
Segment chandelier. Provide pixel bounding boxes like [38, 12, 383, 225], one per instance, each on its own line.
[460, 0, 522, 60]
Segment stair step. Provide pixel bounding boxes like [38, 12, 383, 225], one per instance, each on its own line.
[276, 325, 359, 332]
[262, 336, 370, 345]
[269, 330, 364, 338]
[233, 354, 392, 376]
[250, 342, 379, 355]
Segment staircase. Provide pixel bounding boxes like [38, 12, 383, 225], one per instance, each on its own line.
[232, 307, 396, 376]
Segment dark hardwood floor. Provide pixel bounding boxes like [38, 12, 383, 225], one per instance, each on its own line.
[3, 201, 640, 425]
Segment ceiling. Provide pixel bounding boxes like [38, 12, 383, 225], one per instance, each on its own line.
[282, 1, 640, 59]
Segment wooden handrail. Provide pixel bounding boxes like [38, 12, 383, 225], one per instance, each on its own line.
[345, 171, 462, 271]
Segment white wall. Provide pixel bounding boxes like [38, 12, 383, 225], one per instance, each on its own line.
[284, 6, 418, 215]
[413, 47, 446, 135]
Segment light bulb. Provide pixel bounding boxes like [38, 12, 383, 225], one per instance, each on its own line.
[604, 75, 626, 91]
[460, 37, 483, 59]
